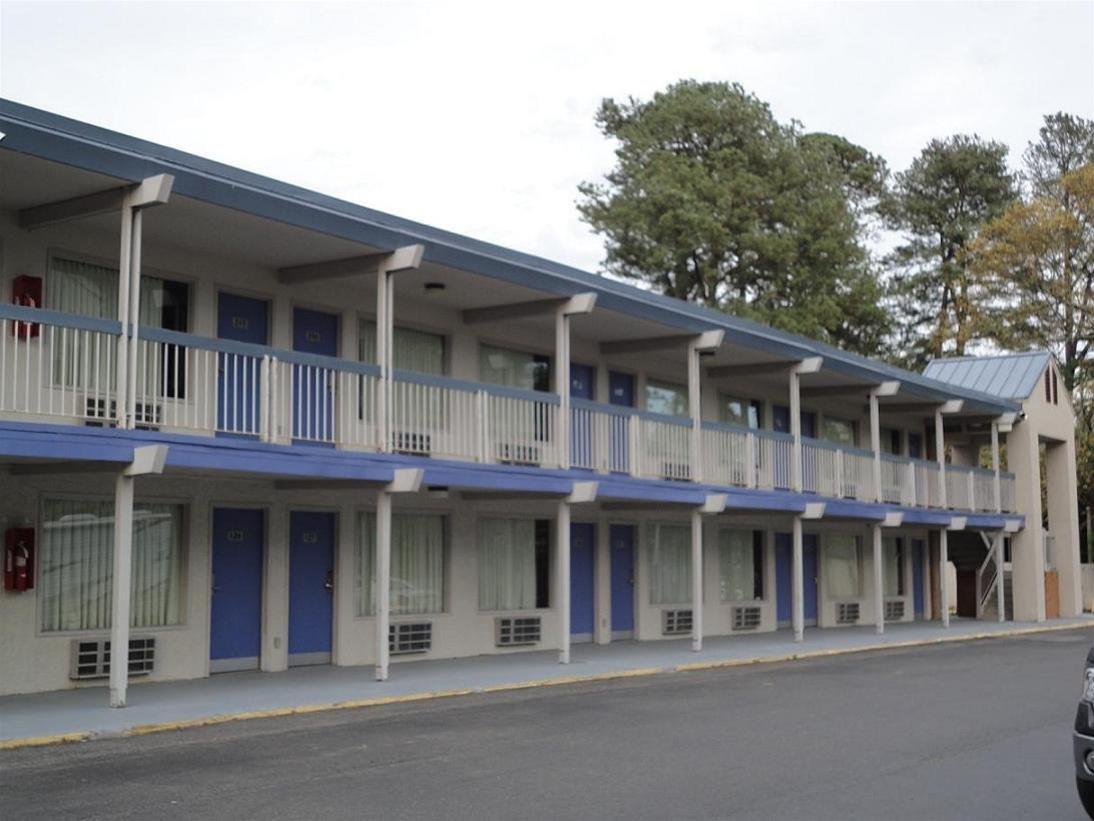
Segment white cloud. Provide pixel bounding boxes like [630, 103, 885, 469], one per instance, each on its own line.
[1, 0, 1091, 272]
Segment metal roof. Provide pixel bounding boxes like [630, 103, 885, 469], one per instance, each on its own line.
[923, 351, 1053, 400]
[0, 98, 1020, 415]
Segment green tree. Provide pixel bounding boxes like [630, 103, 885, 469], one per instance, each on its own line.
[1023, 112, 1094, 200]
[577, 80, 890, 355]
[885, 135, 1017, 367]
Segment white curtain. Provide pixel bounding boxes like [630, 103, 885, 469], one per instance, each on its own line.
[645, 380, 689, 417]
[648, 522, 691, 605]
[39, 499, 183, 632]
[357, 512, 445, 616]
[359, 319, 444, 375]
[477, 517, 537, 611]
[719, 529, 756, 602]
[825, 534, 861, 599]
[883, 537, 903, 597]
[479, 345, 537, 390]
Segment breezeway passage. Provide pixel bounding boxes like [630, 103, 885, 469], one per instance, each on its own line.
[2, 618, 1091, 747]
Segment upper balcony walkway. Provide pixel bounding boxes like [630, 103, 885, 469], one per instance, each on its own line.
[0, 304, 1018, 518]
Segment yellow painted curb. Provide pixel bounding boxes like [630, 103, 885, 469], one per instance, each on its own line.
[4, 620, 1092, 751]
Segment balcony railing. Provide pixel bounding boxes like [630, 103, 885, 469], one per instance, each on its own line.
[0, 306, 1019, 513]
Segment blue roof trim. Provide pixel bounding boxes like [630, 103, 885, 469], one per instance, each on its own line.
[0, 99, 1020, 416]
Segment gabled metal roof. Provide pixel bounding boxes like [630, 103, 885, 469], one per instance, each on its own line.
[923, 351, 1053, 400]
[0, 98, 1021, 415]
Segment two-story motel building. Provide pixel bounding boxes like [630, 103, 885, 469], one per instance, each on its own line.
[0, 100, 1082, 705]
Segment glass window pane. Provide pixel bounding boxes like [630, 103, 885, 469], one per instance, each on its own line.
[359, 319, 445, 375]
[645, 380, 688, 417]
[719, 529, 759, 601]
[822, 417, 856, 446]
[883, 537, 904, 597]
[480, 345, 549, 391]
[719, 395, 761, 428]
[825, 534, 861, 599]
[648, 522, 691, 604]
[477, 517, 539, 610]
[357, 513, 446, 616]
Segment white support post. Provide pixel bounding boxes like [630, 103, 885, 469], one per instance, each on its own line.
[935, 409, 948, 509]
[376, 268, 390, 452]
[555, 309, 571, 470]
[691, 508, 703, 651]
[872, 523, 884, 635]
[790, 371, 803, 493]
[126, 208, 143, 428]
[109, 472, 134, 707]
[115, 199, 133, 429]
[557, 500, 571, 663]
[939, 528, 950, 628]
[991, 421, 1002, 513]
[995, 530, 1005, 622]
[375, 490, 392, 681]
[792, 515, 804, 642]
[869, 390, 882, 503]
[688, 341, 702, 483]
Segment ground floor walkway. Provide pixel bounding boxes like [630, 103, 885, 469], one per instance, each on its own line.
[3, 617, 1093, 747]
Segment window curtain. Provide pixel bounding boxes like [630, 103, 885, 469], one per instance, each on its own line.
[648, 522, 691, 605]
[719, 529, 755, 602]
[822, 417, 856, 446]
[38, 499, 184, 632]
[357, 513, 445, 616]
[358, 319, 444, 375]
[47, 257, 167, 392]
[883, 538, 903, 597]
[479, 345, 537, 390]
[645, 380, 688, 417]
[477, 517, 536, 610]
[825, 535, 861, 599]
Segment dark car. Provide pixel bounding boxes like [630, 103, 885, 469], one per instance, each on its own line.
[1074, 646, 1094, 817]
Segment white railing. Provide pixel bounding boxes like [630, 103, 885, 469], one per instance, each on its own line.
[572, 400, 632, 474]
[880, 454, 914, 506]
[911, 458, 942, 508]
[944, 464, 998, 511]
[0, 305, 121, 424]
[267, 353, 380, 448]
[755, 429, 794, 490]
[486, 388, 561, 467]
[701, 423, 753, 487]
[802, 438, 876, 501]
[634, 412, 692, 481]
[389, 373, 477, 460]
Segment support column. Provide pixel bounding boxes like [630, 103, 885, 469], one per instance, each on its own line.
[554, 309, 571, 470]
[109, 472, 135, 708]
[115, 199, 134, 429]
[790, 371, 803, 493]
[995, 531, 1005, 622]
[935, 409, 948, 509]
[691, 508, 703, 652]
[557, 500, 571, 663]
[688, 341, 702, 482]
[872, 523, 884, 635]
[869, 391, 882, 503]
[939, 528, 950, 628]
[1008, 419, 1046, 621]
[374, 490, 392, 681]
[594, 518, 611, 645]
[792, 515, 804, 642]
[125, 208, 144, 428]
[991, 421, 1002, 513]
[375, 268, 392, 452]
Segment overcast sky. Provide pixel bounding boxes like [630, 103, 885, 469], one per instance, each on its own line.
[1, 1, 1092, 272]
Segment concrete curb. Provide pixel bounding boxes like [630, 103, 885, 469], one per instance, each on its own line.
[3, 621, 1091, 751]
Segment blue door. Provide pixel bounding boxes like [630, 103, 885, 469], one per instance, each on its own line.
[217, 293, 269, 436]
[570, 364, 595, 468]
[912, 539, 926, 617]
[292, 307, 339, 444]
[570, 523, 595, 640]
[210, 508, 264, 672]
[610, 524, 635, 636]
[608, 372, 635, 473]
[288, 511, 335, 665]
[776, 532, 818, 627]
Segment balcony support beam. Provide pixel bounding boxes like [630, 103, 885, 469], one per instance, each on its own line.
[802, 380, 899, 399]
[19, 174, 173, 230]
[278, 245, 424, 284]
[991, 421, 1002, 513]
[557, 499, 572, 663]
[939, 527, 950, 628]
[600, 329, 723, 357]
[691, 508, 704, 652]
[707, 356, 822, 379]
[463, 293, 596, 325]
[872, 523, 884, 635]
[869, 389, 883, 503]
[792, 515, 805, 642]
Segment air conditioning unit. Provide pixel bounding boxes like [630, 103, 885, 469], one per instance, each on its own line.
[884, 600, 906, 622]
[495, 616, 541, 646]
[391, 431, 432, 455]
[69, 637, 156, 680]
[496, 443, 543, 466]
[660, 461, 692, 482]
[662, 608, 693, 635]
[389, 622, 432, 655]
[732, 606, 762, 631]
[836, 602, 860, 625]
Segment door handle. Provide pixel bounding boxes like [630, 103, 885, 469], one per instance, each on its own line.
[324, 570, 334, 591]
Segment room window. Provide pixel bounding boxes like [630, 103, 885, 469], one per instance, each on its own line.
[824, 534, 861, 599]
[359, 320, 445, 375]
[718, 395, 762, 429]
[479, 345, 550, 392]
[719, 529, 764, 601]
[880, 428, 902, 455]
[648, 522, 691, 605]
[478, 518, 550, 610]
[883, 537, 905, 597]
[38, 498, 185, 632]
[822, 416, 856, 446]
[357, 513, 446, 616]
[645, 379, 688, 417]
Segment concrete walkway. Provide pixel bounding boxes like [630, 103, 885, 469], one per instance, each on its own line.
[4, 617, 1093, 747]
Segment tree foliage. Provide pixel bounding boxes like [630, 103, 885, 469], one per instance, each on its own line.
[577, 80, 890, 355]
[884, 135, 1017, 367]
